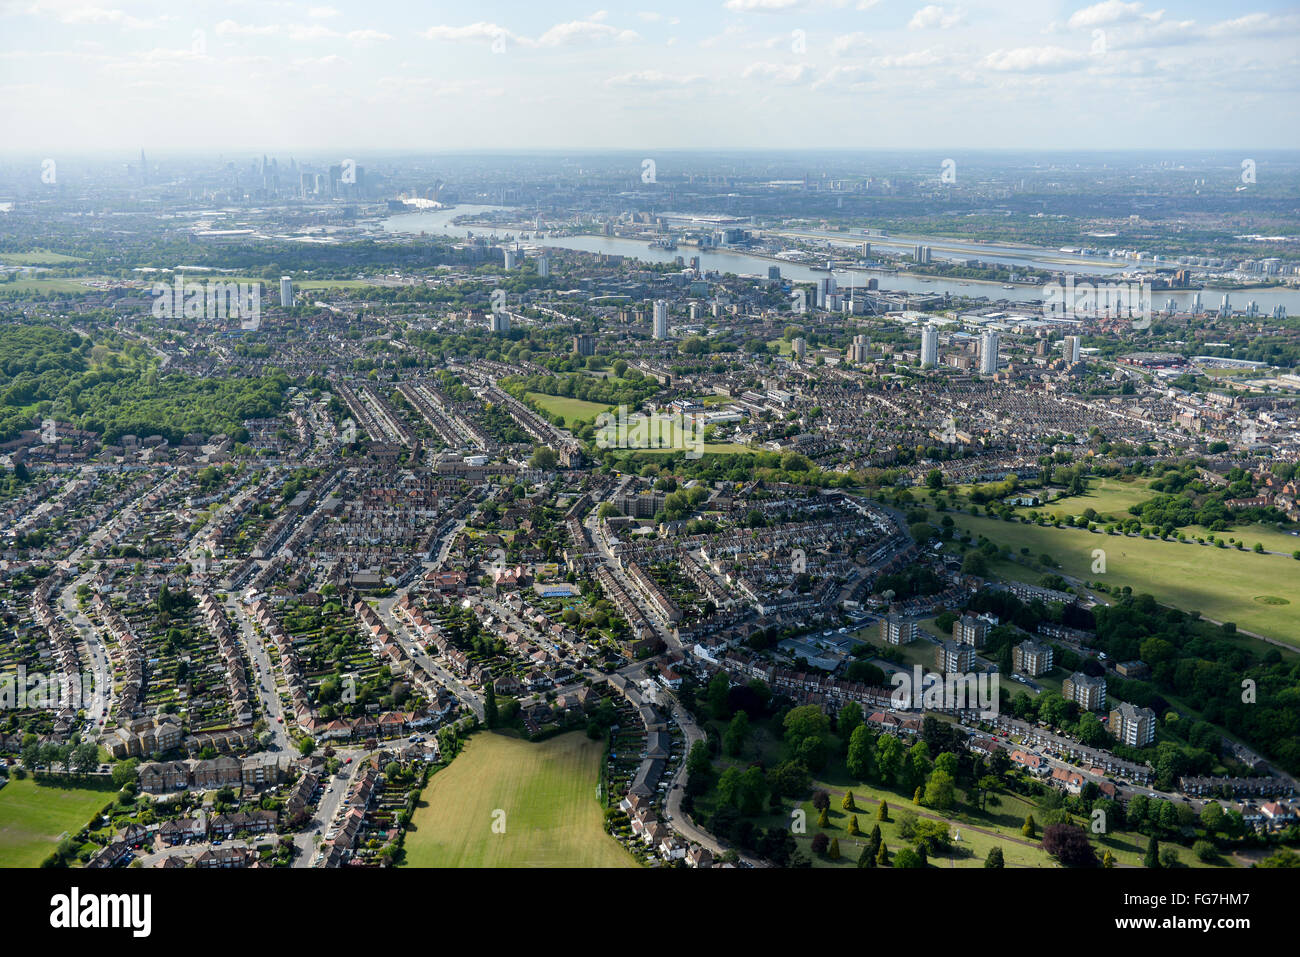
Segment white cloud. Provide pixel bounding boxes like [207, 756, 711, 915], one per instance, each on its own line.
[606, 70, 706, 87]
[875, 48, 947, 68]
[1206, 13, 1300, 39]
[812, 64, 871, 88]
[830, 31, 873, 56]
[212, 20, 390, 42]
[724, 0, 806, 10]
[47, 3, 164, 29]
[535, 20, 638, 46]
[909, 5, 964, 30]
[422, 22, 518, 45]
[982, 45, 1089, 72]
[216, 20, 279, 37]
[724, 0, 851, 11]
[1067, 1, 1153, 30]
[742, 61, 813, 82]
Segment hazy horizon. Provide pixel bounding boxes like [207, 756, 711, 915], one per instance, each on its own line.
[3, 0, 1299, 153]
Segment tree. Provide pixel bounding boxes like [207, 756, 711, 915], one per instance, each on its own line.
[846, 724, 874, 781]
[783, 705, 830, 746]
[811, 833, 829, 855]
[984, 846, 1005, 869]
[795, 733, 826, 769]
[817, 807, 829, 828]
[877, 800, 890, 822]
[812, 789, 831, 811]
[1144, 834, 1161, 869]
[913, 786, 924, 805]
[1022, 813, 1037, 838]
[842, 790, 856, 811]
[847, 814, 860, 836]
[298, 737, 316, 757]
[1042, 823, 1098, 867]
[974, 774, 1000, 811]
[111, 759, 140, 790]
[1199, 802, 1224, 836]
[483, 683, 498, 728]
[894, 847, 925, 868]
[723, 711, 750, 757]
[875, 734, 904, 786]
[1102, 849, 1116, 868]
[924, 769, 957, 810]
[717, 767, 744, 809]
[706, 672, 731, 720]
[737, 766, 768, 816]
[863, 824, 883, 864]
[72, 743, 98, 776]
[1159, 846, 1182, 868]
[838, 701, 864, 741]
[528, 446, 558, 470]
[828, 837, 841, 861]
[912, 819, 952, 856]
[1193, 840, 1219, 863]
[686, 739, 711, 779]
[1259, 848, 1300, 868]
[769, 760, 811, 798]
[858, 842, 876, 868]
[875, 841, 890, 867]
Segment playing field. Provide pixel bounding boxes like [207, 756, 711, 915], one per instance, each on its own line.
[402, 732, 637, 868]
[0, 777, 110, 868]
[950, 513, 1300, 647]
[525, 392, 613, 425]
[0, 250, 85, 265]
[1032, 476, 1154, 521]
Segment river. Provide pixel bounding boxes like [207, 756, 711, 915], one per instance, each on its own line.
[382, 205, 1300, 314]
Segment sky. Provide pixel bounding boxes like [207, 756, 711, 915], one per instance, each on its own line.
[1, 0, 1298, 153]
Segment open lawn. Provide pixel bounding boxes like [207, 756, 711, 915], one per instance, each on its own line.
[0, 277, 96, 294]
[949, 512, 1300, 648]
[1027, 476, 1155, 521]
[0, 250, 85, 265]
[525, 392, 613, 426]
[0, 777, 111, 868]
[401, 731, 636, 868]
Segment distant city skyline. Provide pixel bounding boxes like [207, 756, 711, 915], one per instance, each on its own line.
[2, 0, 1299, 152]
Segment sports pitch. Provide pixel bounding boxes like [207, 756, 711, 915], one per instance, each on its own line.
[401, 731, 637, 868]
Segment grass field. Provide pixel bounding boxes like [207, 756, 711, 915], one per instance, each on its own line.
[0, 777, 111, 868]
[0, 277, 95, 294]
[950, 512, 1300, 647]
[1027, 476, 1154, 521]
[525, 392, 613, 426]
[0, 250, 85, 265]
[402, 732, 636, 868]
